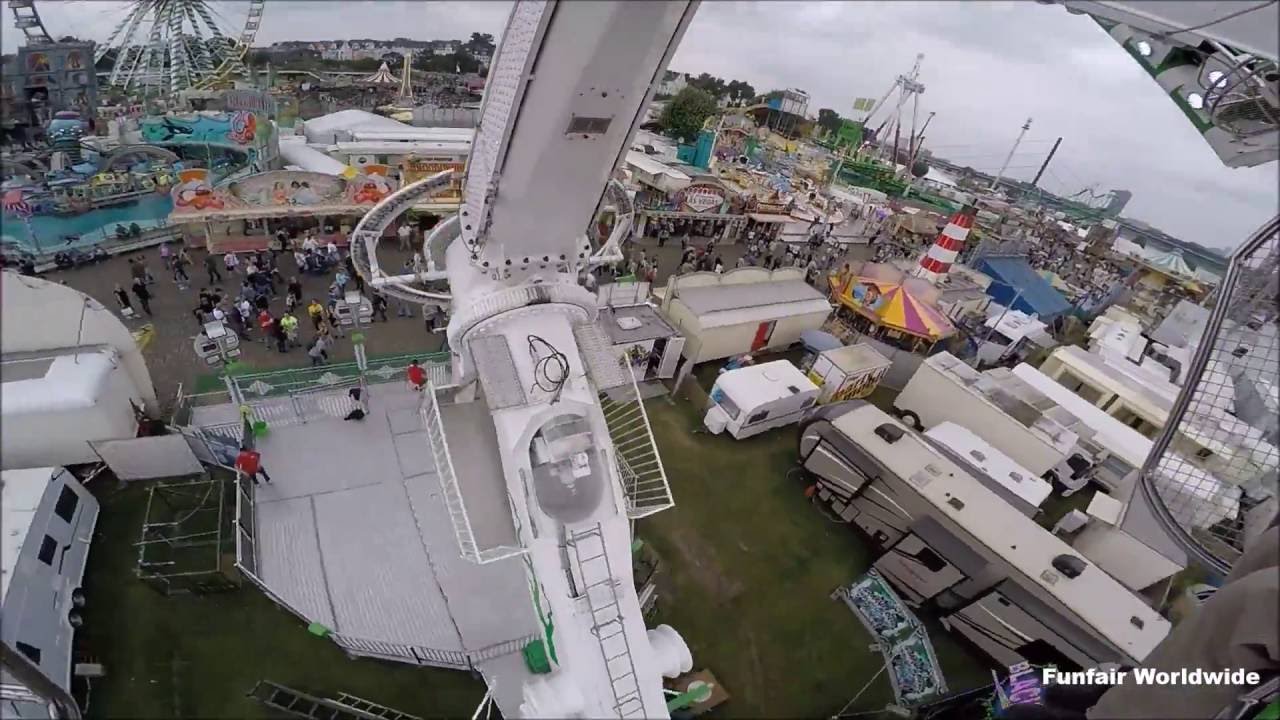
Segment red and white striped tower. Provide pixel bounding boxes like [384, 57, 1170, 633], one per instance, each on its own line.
[914, 205, 976, 283]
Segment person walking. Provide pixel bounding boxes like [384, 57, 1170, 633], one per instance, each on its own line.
[131, 276, 153, 316]
[307, 334, 329, 366]
[129, 257, 147, 287]
[172, 248, 191, 288]
[159, 241, 172, 269]
[112, 283, 133, 316]
[398, 222, 412, 251]
[137, 255, 156, 285]
[257, 308, 274, 346]
[406, 359, 427, 392]
[235, 447, 271, 485]
[326, 301, 345, 338]
[307, 299, 325, 330]
[272, 313, 289, 353]
[372, 292, 388, 322]
[237, 297, 254, 336]
[223, 251, 240, 276]
[204, 252, 223, 284]
[280, 312, 300, 347]
[287, 276, 302, 306]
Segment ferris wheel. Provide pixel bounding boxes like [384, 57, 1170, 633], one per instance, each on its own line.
[8, 0, 266, 96]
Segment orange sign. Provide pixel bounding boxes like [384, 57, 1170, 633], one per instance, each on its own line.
[400, 156, 464, 200]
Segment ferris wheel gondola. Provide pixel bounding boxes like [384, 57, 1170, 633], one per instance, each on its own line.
[12, 0, 266, 97]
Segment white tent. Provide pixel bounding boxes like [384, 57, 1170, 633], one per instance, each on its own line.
[1144, 248, 1195, 278]
[362, 62, 399, 85]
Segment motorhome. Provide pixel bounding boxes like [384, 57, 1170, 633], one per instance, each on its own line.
[797, 402, 1171, 669]
[704, 360, 819, 439]
[893, 353, 1095, 492]
[1, 467, 99, 718]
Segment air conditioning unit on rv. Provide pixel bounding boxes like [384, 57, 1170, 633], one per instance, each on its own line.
[351, 155, 374, 167]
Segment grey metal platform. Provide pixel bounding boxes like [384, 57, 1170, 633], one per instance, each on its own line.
[437, 399, 521, 551]
[211, 382, 536, 658]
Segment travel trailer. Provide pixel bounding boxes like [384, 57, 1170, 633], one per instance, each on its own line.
[660, 270, 832, 364]
[797, 402, 1171, 669]
[704, 360, 820, 439]
[1, 467, 99, 718]
[893, 353, 1096, 492]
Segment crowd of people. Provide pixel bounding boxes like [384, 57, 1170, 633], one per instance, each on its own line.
[109, 227, 441, 368]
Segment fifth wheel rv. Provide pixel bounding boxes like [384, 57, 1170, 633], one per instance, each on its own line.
[798, 401, 1170, 670]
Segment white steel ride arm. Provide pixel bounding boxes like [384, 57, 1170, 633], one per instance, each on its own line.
[458, 0, 698, 275]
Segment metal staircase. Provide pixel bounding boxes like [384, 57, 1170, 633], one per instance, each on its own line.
[247, 681, 421, 720]
[419, 384, 482, 563]
[566, 524, 646, 718]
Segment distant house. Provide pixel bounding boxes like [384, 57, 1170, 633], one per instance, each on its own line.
[657, 71, 687, 97]
[433, 41, 458, 56]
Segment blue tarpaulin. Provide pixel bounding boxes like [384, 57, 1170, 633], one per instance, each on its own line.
[974, 256, 1072, 320]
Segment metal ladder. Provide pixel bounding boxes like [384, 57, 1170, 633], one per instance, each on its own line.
[247, 680, 359, 720]
[333, 692, 423, 720]
[567, 524, 646, 718]
[247, 681, 421, 720]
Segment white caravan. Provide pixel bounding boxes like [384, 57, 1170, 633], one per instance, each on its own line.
[1, 467, 99, 719]
[704, 360, 820, 439]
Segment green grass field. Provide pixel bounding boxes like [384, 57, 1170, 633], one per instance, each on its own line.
[76, 481, 484, 719]
[638, 388, 991, 718]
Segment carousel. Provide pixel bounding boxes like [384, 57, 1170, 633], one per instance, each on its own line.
[830, 262, 956, 352]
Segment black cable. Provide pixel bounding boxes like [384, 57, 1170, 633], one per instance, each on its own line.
[527, 334, 569, 394]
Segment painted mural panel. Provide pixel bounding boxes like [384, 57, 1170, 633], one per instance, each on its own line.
[140, 110, 279, 171]
[170, 168, 398, 216]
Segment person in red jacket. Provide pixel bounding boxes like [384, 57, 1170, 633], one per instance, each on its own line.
[235, 448, 271, 484]
[406, 359, 427, 392]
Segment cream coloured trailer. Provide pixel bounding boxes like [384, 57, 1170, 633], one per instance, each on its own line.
[660, 268, 832, 365]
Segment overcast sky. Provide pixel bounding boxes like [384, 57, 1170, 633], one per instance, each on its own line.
[4, 0, 1276, 249]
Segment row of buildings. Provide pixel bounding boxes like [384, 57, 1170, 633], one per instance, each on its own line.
[264, 39, 492, 64]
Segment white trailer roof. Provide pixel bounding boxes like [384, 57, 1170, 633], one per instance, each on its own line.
[716, 360, 817, 407]
[1, 467, 56, 602]
[1010, 363, 1240, 529]
[676, 280, 831, 329]
[925, 422, 1053, 508]
[819, 343, 892, 375]
[831, 404, 1171, 661]
[1, 349, 117, 415]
